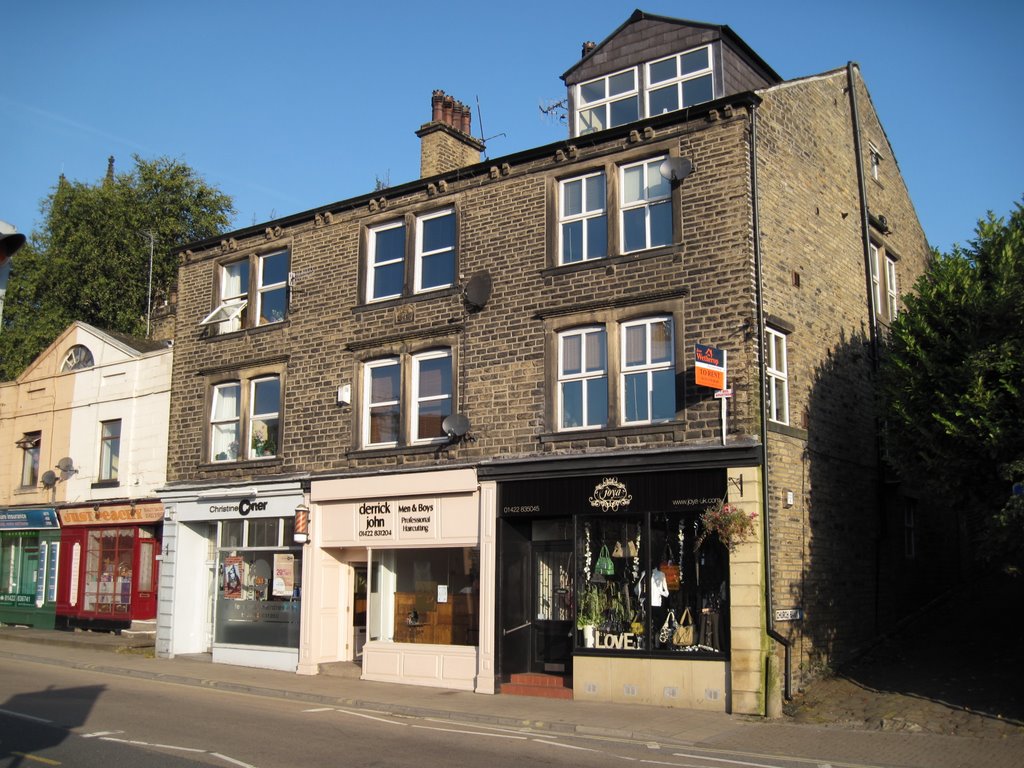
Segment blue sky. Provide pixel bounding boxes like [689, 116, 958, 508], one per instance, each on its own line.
[2, 1, 1021, 256]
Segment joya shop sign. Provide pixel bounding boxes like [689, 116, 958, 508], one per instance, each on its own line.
[588, 477, 632, 512]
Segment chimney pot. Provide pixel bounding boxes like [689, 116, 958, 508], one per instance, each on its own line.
[431, 90, 445, 122]
[581, 41, 596, 58]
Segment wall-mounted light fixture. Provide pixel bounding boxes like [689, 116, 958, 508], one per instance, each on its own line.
[337, 384, 351, 407]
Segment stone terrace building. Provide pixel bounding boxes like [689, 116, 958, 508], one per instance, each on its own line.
[157, 11, 954, 716]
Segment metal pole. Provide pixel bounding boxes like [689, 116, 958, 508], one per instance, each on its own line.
[141, 230, 155, 338]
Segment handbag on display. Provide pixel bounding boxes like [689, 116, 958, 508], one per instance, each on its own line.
[658, 609, 678, 645]
[672, 607, 696, 646]
[612, 540, 626, 558]
[595, 544, 616, 576]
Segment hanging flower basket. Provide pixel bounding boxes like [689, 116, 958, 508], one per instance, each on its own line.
[697, 500, 757, 552]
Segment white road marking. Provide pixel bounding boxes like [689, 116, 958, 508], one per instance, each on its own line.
[210, 752, 258, 768]
[332, 708, 408, 726]
[672, 753, 788, 768]
[530, 739, 599, 752]
[0, 708, 51, 723]
[411, 724, 526, 739]
[302, 707, 334, 712]
[98, 736, 256, 767]
[81, 731, 124, 738]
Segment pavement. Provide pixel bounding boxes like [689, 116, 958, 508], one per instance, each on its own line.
[0, 624, 1021, 768]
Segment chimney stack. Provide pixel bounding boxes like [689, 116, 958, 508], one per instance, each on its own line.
[416, 89, 485, 179]
[581, 41, 596, 58]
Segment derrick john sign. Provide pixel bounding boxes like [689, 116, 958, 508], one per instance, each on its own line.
[694, 344, 727, 389]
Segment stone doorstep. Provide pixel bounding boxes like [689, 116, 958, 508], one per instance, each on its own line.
[501, 672, 574, 699]
[318, 660, 364, 679]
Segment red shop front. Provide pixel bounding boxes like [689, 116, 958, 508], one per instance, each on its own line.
[56, 500, 163, 628]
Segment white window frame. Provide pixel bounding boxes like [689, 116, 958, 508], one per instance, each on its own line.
[885, 255, 898, 321]
[765, 328, 789, 425]
[363, 358, 401, 448]
[255, 250, 289, 326]
[98, 419, 121, 481]
[869, 242, 882, 316]
[620, 316, 674, 425]
[414, 208, 456, 294]
[200, 259, 250, 332]
[210, 382, 241, 462]
[558, 172, 607, 264]
[575, 66, 639, 136]
[411, 349, 453, 443]
[19, 432, 41, 487]
[248, 375, 281, 460]
[558, 327, 608, 430]
[60, 344, 95, 372]
[367, 220, 407, 302]
[645, 45, 714, 117]
[869, 142, 882, 181]
[619, 156, 672, 254]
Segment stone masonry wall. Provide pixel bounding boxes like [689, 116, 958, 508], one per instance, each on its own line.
[756, 68, 934, 684]
[166, 106, 761, 486]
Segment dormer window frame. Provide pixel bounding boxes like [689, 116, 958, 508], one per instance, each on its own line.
[575, 66, 640, 136]
[645, 44, 714, 118]
[573, 43, 717, 138]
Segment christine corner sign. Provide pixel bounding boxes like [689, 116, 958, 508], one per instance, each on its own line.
[695, 344, 727, 390]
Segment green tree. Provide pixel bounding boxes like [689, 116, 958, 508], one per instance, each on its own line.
[881, 200, 1024, 575]
[0, 155, 234, 378]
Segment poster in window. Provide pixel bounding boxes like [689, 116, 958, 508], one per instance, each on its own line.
[224, 556, 244, 599]
[272, 553, 295, 598]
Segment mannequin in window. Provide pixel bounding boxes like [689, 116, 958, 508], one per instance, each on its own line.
[650, 568, 669, 607]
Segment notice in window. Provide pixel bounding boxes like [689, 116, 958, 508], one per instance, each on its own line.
[224, 556, 244, 599]
[273, 553, 295, 598]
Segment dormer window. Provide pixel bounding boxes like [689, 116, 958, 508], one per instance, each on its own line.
[646, 46, 714, 116]
[574, 44, 716, 137]
[576, 68, 639, 135]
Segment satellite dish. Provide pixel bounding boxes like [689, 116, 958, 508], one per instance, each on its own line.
[463, 271, 493, 311]
[40, 470, 58, 489]
[57, 457, 76, 473]
[659, 156, 693, 182]
[441, 413, 470, 440]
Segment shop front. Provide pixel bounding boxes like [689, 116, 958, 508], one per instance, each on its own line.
[0, 507, 61, 628]
[303, 468, 494, 692]
[487, 450, 764, 713]
[158, 482, 305, 672]
[55, 500, 162, 629]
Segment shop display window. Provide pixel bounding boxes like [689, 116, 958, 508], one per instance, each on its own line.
[576, 511, 728, 656]
[370, 547, 479, 646]
[215, 517, 301, 648]
[1, 532, 39, 603]
[81, 528, 149, 615]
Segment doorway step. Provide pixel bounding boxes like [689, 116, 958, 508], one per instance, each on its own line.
[500, 673, 573, 699]
[121, 619, 156, 642]
[319, 660, 363, 679]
